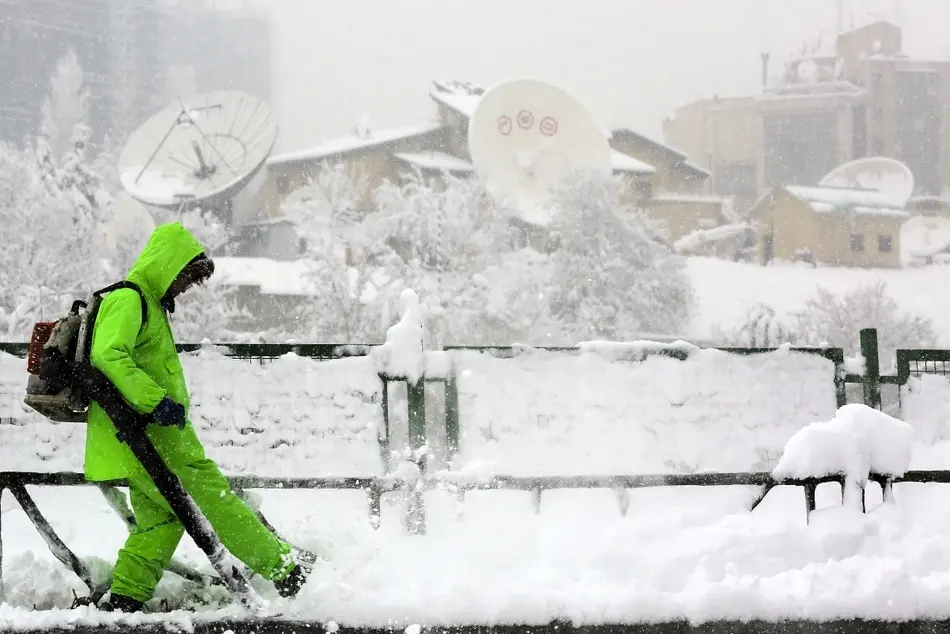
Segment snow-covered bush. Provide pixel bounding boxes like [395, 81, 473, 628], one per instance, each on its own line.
[712, 282, 935, 368]
[792, 281, 937, 369]
[713, 304, 796, 348]
[546, 172, 694, 340]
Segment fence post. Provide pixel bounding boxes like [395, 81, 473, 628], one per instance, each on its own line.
[860, 328, 882, 410]
[405, 378, 427, 535]
[444, 373, 460, 464]
[379, 379, 391, 475]
[0, 485, 4, 604]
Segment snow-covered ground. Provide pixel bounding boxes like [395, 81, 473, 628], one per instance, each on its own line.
[5, 342, 950, 627]
[688, 257, 950, 345]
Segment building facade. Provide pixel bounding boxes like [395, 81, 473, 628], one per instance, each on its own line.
[749, 185, 909, 268]
[0, 0, 272, 150]
[664, 21, 950, 216]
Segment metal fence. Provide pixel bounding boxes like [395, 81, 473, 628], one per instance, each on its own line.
[3, 328, 950, 616]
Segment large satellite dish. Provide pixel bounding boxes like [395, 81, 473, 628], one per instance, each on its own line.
[901, 214, 950, 260]
[467, 78, 612, 226]
[819, 157, 914, 208]
[117, 90, 277, 219]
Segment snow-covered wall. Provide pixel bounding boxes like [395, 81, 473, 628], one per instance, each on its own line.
[0, 349, 384, 476]
[450, 347, 840, 475]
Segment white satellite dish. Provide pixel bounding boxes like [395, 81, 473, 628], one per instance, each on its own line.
[117, 90, 277, 217]
[901, 214, 950, 260]
[467, 78, 612, 226]
[819, 156, 914, 208]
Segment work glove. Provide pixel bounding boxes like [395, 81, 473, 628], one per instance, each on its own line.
[152, 397, 186, 429]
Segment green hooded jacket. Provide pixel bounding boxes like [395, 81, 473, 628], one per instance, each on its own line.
[84, 222, 207, 482]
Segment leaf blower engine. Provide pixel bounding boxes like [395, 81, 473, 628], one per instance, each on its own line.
[24, 294, 105, 423]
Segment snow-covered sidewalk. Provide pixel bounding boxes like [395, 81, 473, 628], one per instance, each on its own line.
[7, 480, 950, 627]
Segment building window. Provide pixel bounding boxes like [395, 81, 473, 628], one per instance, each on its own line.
[715, 161, 757, 196]
[850, 234, 865, 252]
[878, 235, 893, 252]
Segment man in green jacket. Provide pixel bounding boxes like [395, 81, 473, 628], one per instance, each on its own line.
[85, 222, 309, 612]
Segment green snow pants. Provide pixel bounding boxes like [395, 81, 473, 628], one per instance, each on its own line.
[110, 457, 294, 603]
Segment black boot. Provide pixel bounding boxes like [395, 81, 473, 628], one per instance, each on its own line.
[274, 564, 310, 599]
[99, 593, 145, 613]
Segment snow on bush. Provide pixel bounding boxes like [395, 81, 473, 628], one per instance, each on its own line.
[792, 281, 937, 370]
[713, 282, 936, 372]
[712, 303, 795, 348]
[772, 404, 913, 503]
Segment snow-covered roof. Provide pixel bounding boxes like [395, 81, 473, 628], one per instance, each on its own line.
[756, 80, 865, 100]
[393, 151, 475, 173]
[390, 148, 656, 176]
[267, 124, 445, 166]
[908, 195, 950, 211]
[785, 185, 910, 218]
[609, 128, 711, 177]
[610, 150, 655, 175]
[429, 89, 482, 119]
[680, 160, 711, 177]
[652, 193, 725, 204]
[610, 128, 687, 160]
[212, 256, 317, 296]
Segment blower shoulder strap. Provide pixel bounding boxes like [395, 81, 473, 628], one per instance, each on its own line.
[93, 281, 148, 326]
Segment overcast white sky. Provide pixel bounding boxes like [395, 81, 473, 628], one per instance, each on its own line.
[257, 0, 950, 154]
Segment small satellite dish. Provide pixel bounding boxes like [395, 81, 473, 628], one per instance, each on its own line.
[117, 90, 277, 217]
[467, 78, 612, 226]
[901, 214, 950, 260]
[819, 157, 914, 208]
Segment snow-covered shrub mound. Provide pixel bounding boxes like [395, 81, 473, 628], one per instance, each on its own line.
[449, 345, 839, 476]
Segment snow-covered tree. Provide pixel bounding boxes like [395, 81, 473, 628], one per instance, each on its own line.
[282, 161, 370, 229]
[546, 172, 694, 340]
[372, 170, 508, 346]
[40, 48, 88, 160]
[471, 249, 563, 345]
[267, 164, 399, 341]
[291, 227, 403, 342]
[0, 141, 110, 338]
